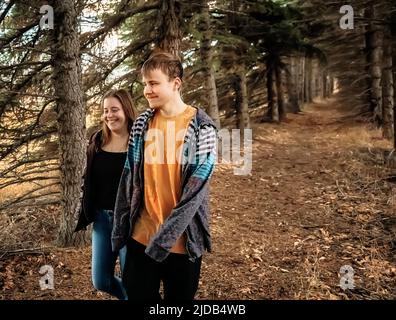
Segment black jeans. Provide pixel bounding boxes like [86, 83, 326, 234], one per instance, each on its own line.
[122, 238, 202, 300]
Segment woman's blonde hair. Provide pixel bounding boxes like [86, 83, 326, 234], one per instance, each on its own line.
[101, 89, 136, 147]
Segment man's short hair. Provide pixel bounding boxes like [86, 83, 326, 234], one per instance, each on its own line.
[141, 51, 183, 81]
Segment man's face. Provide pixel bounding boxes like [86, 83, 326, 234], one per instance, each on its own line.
[142, 69, 179, 109]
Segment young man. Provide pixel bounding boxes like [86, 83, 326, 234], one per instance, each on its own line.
[111, 51, 217, 300]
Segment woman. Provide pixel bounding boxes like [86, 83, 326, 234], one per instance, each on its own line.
[75, 89, 136, 300]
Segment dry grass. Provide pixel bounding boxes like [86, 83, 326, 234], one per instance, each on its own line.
[0, 205, 59, 255]
[0, 183, 40, 204]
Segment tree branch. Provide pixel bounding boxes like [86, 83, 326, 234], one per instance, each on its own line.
[0, 128, 57, 161]
[0, 0, 15, 25]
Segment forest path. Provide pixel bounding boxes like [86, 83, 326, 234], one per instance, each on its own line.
[1, 96, 395, 300]
[203, 97, 395, 299]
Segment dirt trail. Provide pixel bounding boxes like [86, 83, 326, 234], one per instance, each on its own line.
[203, 97, 395, 300]
[1, 97, 395, 300]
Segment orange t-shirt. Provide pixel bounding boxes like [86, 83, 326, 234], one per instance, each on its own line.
[132, 105, 196, 254]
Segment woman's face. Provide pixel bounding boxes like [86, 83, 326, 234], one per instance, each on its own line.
[103, 97, 128, 134]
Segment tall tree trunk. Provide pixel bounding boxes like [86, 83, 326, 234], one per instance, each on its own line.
[286, 56, 300, 113]
[234, 66, 250, 129]
[393, 51, 396, 149]
[323, 70, 331, 98]
[316, 61, 321, 99]
[382, 25, 394, 139]
[321, 68, 326, 99]
[320, 65, 325, 99]
[157, 0, 182, 57]
[264, 59, 279, 122]
[299, 55, 305, 107]
[394, 36, 396, 149]
[198, 0, 220, 128]
[275, 61, 285, 120]
[366, 5, 383, 125]
[322, 70, 327, 98]
[311, 59, 317, 100]
[52, 0, 87, 246]
[304, 57, 311, 103]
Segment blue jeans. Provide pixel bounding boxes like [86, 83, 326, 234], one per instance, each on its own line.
[92, 209, 127, 300]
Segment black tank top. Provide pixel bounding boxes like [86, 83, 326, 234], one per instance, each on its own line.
[91, 148, 127, 210]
